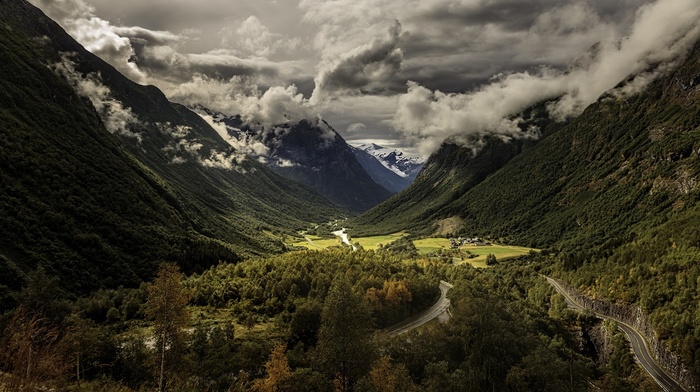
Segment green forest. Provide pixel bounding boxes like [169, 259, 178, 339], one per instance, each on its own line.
[0, 247, 661, 391]
[1, 0, 699, 390]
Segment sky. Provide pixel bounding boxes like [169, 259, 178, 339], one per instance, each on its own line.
[30, 0, 700, 158]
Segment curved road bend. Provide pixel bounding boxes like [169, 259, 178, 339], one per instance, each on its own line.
[546, 277, 686, 392]
[385, 281, 453, 337]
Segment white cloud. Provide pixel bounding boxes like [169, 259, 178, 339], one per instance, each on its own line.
[157, 121, 249, 171]
[391, 0, 700, 154]
[29, 0, 150, 83]
[168, 75, 317, 129]
[347, 122, 367, 133]
[220, 15, 302, 57]
[51, 54, 141, 141]
[195, 112, 270, 157]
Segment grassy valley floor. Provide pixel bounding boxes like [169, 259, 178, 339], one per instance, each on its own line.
[289, 233, 537, 268]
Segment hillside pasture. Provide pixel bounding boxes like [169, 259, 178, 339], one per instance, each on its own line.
[290, 235, 342, 249]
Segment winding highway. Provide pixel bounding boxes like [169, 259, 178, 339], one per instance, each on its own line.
[385, 281, 453, 337]
[546, 277, 686, 392]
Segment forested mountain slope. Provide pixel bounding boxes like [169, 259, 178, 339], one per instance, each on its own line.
[352, 102, 565, 236]
[354, 39, 700, 383]
[0, 0, 341, 308]
[450, 42, 700, 251]
[354, 43, 700, 251]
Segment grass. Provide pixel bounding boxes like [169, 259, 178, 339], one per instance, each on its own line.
[412, 238, 537, 268]
[289, 231, 536, 268]
[354, 232, 408, 250]
[289, 232, 408, 250]
[413, 238, 452, 254]
[290, 234, 343, 249]
[189, 306, 284, 340]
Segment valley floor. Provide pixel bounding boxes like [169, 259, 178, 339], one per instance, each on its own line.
[290, 232, 537, 268]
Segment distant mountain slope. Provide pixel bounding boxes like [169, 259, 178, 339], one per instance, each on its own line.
[356, 143, 423, 178]
[351, 144, 423, 193]
[355, 42, 700, 245]
[351, 102, 565, 236]
[208, 113, 393, 213]
[0, 0, 341, 306]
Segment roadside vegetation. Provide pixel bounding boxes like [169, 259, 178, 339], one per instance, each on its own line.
[1, 245, 646, 391]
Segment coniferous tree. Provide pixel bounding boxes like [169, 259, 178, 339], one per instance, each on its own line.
[316, 277, 375, 392]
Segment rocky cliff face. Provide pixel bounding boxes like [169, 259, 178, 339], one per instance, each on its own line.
[555, 279, 698, 389]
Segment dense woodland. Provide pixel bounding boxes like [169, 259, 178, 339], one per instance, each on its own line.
[1, 0, 700, 391]
[0, 248, 662, 391]
[350, 38, 700, 389]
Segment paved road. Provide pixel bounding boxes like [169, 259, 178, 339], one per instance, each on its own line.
[385, 281, 453, 337]
[546, 277, 686, 392]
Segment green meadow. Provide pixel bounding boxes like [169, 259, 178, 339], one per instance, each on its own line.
[290, 235, 343, 249]
[290, 232, 407, 250]
[290, 233, 536, 268]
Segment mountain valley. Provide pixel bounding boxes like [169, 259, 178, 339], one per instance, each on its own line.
[1, 0, 699, 391]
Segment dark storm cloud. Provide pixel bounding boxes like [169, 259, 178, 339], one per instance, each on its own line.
[112, 26, 184, 46]
[311, 20, 404, 102]
[31, 0, 697, 157]
[414, 0, 557, 32]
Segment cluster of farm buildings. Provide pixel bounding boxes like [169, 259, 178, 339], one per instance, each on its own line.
[449, 237, 492, 248]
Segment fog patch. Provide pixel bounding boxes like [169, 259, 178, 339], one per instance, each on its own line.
[51, 53, 141, 141]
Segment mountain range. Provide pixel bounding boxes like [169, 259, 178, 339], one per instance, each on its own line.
[2, 0, 700, 387]
[200, 110, 396, 213]
[0, 0, 344, 302]
[351, 143, 424, 193]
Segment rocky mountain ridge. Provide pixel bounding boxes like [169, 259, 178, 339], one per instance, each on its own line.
[199, 109, 394, 213]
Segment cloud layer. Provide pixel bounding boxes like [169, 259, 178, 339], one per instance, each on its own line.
[31, 0, 700, 157]
[391, 0, 700, 155]
[51, 54, 142, 141]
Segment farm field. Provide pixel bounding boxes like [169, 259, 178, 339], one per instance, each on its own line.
[290, 233, 535, 268]
[413, 237, 536, 267]
[290, 232, 407, 250]
[290, 234, 342, 249]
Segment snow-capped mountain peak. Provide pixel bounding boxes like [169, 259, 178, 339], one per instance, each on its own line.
[356, 143, 424, 179]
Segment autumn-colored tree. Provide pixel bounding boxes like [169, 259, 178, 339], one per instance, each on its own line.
[252, 344, 292, 392]
[383, 279, 412, 305]
[359, 355, 417, 392]
[145, 263, 190, 392]
[0, 306, 69, 391]
[369, 356, 398, 392]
